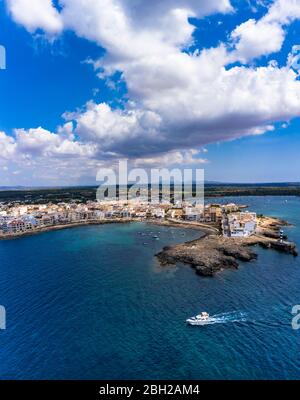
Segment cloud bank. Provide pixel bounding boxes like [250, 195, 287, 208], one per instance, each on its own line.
[2, 0, 300, 183]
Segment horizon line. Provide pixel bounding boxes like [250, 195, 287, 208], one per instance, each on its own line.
[1, 181, 300, 191]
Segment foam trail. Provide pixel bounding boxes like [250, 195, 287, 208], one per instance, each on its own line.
[209, 309, 292, 328]
[205, 311, 247, 325]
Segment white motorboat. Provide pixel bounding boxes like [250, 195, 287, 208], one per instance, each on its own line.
[186, 312, 212, 326]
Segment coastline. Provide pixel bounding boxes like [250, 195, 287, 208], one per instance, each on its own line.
[1, 214, 297, 279]
[146, 218, 219, 235]
[0, 219, 134, 240]
[156, 216, 298, 277]
[0, 217, 219, 241]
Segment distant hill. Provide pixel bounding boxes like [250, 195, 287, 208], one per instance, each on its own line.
[1, 182, 300, 191]
[205, 182, 300, 187]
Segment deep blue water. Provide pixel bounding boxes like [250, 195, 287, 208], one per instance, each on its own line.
[0, 196, 300, 379]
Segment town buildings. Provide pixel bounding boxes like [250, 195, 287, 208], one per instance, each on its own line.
[225, 211, 257, 237]
[0, 199, 254, 237]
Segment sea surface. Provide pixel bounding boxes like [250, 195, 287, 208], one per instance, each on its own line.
[0, 196, 300, 379]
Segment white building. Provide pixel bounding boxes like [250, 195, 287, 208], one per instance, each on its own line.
[152, 208, 165, 218]
[228, 211, 257, 237]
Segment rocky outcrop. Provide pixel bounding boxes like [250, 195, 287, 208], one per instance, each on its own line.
[156, 235, 258, 276]
[156, 226, 297, 277]
[259, 239, 298, 256]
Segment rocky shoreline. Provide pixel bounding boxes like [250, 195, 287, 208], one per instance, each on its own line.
[1, 214, 297, 279]
[156, 216, 298, 277]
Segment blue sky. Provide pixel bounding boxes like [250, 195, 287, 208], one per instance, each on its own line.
[0, 0, 300, 185]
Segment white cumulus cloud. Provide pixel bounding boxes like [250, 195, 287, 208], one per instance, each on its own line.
[231, 0, 300, 62]
[6, 0, 63, 34]
[3, 0, 300, 183]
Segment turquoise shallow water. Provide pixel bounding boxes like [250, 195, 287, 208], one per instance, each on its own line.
[0, 196, 300, 379]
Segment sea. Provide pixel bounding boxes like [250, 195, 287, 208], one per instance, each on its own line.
[0, 196, 299, 379]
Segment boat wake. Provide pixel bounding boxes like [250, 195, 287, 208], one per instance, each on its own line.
[187, 311, 247, 326]
[208, 311, 248, 325]
[187, 308, 293, 327]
